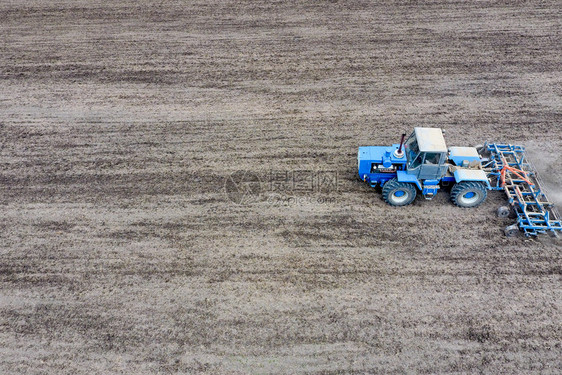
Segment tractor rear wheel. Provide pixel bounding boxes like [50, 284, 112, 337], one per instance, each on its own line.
[382, 178, 416, 206]
[451, 181, 487, 208]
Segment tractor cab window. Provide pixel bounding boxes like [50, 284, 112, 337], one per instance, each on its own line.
[410, 153, 423, 169]
[405, 132, 424, 169]
[424, 152, 441, 164]
[404, 133, 419, 161]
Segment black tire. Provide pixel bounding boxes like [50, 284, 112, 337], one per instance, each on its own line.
[451, 181, 487, 208]
[382, 178, 417, 206]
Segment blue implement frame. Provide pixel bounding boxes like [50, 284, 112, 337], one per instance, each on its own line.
[482, 143, 562, 237]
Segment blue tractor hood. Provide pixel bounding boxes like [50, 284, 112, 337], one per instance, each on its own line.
[358, 144, 407, 179]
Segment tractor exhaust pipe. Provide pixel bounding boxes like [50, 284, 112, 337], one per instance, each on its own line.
[394, 133, 406, 158]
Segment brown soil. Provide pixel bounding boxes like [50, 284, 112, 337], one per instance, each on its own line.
[1, 1, 561, 374]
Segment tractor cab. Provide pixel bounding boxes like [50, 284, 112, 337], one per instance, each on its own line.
[404, 127, 449, 180]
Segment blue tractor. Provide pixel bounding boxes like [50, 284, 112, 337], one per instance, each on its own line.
[358, 127, 491, 207]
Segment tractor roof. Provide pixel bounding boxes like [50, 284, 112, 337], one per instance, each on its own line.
[414, 127, 447, 153]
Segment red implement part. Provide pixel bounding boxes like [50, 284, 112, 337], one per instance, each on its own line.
[499, 156, 534, 188]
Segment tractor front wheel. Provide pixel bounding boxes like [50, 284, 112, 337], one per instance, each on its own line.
[382, 178, 417, 206]
[451, 181, 487, 208]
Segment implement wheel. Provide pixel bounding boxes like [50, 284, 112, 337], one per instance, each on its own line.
[382, 178, 416, 206]
[451, 182, 487, 208]
[504, 224, 519, 237]
[497, 206, 511, 218]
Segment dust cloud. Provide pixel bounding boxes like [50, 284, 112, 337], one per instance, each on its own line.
[525, 144, 562, 208]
